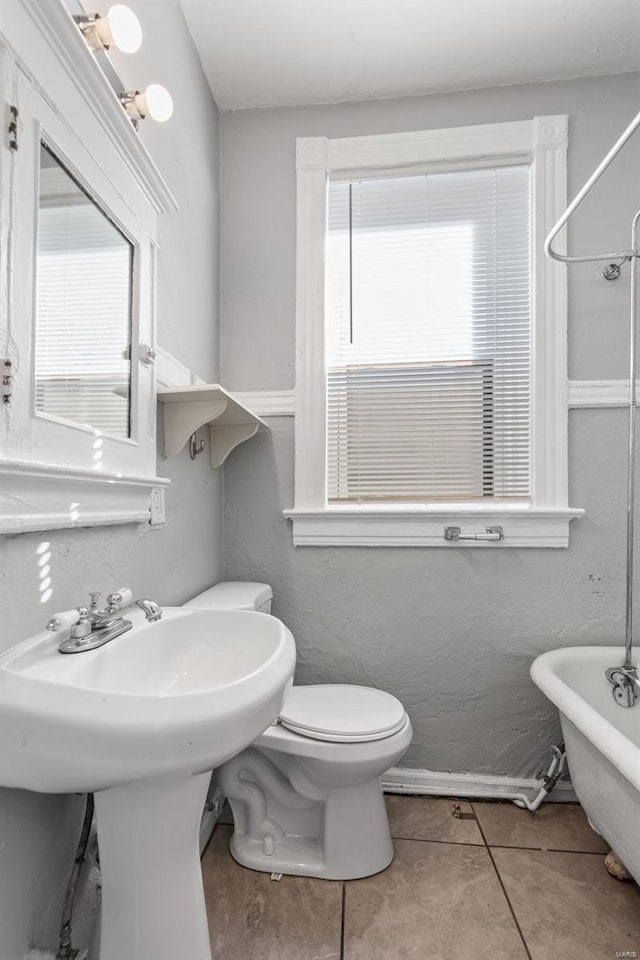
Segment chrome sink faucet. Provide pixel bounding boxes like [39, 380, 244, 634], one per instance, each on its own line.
[47, 588, 162, 654]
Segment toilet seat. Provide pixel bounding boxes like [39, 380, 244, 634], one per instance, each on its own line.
[278, 684, 407, 743]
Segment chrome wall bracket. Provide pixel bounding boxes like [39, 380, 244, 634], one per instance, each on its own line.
[444, 525, 504, 542]
[603, 260, 624, 281]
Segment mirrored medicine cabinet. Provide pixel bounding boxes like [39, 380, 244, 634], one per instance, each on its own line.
[0, 1, 177, 534]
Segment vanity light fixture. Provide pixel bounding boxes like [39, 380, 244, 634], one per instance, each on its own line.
[120, 84, 174, 124]
[74, 5, 142, 54]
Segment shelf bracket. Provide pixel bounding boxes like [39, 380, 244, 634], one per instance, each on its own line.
[163, 398, 228, 458]
[158, 383, 267, 468]
[209, 423, 260, 468]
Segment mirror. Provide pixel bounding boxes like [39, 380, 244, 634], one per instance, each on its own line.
[34, 143, 133, 439]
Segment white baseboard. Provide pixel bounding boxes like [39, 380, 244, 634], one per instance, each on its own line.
[382, 765, 577, 803]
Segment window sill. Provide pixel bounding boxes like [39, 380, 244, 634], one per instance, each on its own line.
[0, 460, 170, 535]
[283, 505, 584, 548]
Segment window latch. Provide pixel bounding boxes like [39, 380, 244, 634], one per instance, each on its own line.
[8, 105, 18, 151]
[444, 525, 504, 542]
[139, 343, 156, 366]
[2, 359, 12, 405]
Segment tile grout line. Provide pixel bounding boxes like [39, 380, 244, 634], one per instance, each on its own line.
[391, 834, 485, 847]
[339, 882, 346, 960]
[471, 803, 534, 960]
[487, 843, 609, 856]
[391, 834, 608, 855]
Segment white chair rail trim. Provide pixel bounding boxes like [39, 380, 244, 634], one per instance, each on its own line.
[177, 382, 640, 417]
[568, 380, 640, 408]
[231, 381, 636, 417]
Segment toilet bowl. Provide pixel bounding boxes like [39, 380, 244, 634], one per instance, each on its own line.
[186, 582, 412, 880]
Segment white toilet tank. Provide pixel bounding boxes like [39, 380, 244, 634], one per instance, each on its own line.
[184, 581, 273, 614]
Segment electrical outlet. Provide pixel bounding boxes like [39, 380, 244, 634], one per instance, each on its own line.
[149, 487, 166, 525]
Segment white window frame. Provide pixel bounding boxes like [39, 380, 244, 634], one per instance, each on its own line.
[0, 1, 176, 534]
[284, 117, 584, 547]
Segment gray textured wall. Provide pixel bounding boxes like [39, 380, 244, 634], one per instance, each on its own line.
[221, 73, 640, 778]
[0, 2, 222, 955]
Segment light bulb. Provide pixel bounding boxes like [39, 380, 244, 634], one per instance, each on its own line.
[134, 84, 174, 122]
[84, 5, 142, 54]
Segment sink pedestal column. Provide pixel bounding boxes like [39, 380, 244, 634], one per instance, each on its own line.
[95, 771, 212, 960]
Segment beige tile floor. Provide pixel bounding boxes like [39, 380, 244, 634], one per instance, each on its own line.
[202, 796, 640, 960]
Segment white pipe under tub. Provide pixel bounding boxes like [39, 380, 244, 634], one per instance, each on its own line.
[512, 745, 567, 811]
[532, 646, 640, 881]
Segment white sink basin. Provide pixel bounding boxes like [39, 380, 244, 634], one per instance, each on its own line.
[0, 607, 295, 793]
[0, 606, 296, 960]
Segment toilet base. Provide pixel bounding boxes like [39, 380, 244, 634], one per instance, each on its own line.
[229, 831, 393, 881]
[226, 772, 394, 880]
[230, 832, 326, 878]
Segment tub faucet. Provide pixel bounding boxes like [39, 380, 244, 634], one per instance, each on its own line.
[606, 664, 640, 708]
[47, 588, 163, 654]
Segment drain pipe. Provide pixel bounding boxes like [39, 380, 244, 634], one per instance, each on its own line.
[512, 743, 567, 812]
[56, 793, 95, 960]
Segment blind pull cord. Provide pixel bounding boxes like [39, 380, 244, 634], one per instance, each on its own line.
[348, 182, 353, 344]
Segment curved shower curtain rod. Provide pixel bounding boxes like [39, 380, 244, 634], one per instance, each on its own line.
[545, 108, 640, 264]
[545, 107, 640, 709]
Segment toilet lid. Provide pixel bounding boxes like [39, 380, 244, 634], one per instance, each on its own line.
[278, 685, 407, 743]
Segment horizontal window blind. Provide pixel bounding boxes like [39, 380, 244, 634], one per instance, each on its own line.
[35, 162, 133, 439]
[326, 165, 531, 503]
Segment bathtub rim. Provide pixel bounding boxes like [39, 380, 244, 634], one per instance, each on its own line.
[531, 646, 640, 792]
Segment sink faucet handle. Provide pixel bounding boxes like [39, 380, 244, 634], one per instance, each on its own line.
[46, 608, 88, 633]
[106, 587, 133, 611]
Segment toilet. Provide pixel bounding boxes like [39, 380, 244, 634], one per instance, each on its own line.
[185, 582, 412, 880]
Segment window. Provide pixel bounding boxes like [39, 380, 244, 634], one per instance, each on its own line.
[327, 165, 531, 504]
[285, 117, 583, 547]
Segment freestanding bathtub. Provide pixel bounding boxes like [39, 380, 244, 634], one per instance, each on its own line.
[531, 646, 640, 882]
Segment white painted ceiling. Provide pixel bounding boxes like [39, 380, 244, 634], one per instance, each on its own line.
[180, 0, 640, 111]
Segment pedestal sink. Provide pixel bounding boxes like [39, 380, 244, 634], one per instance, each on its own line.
[0, 607, 296, 960]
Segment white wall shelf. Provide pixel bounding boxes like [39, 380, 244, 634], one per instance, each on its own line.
[158, 385, 267, 468]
